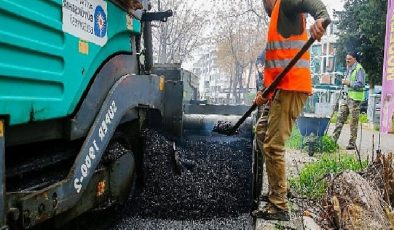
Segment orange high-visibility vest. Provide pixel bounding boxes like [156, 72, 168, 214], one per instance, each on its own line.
[264, 0, 312, 97]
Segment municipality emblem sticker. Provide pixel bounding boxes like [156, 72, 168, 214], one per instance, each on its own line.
[63, 0, 108, 46]
[94, 5, 107, 38]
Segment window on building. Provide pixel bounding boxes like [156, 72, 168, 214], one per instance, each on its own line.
[327, 57, 335, 72]
[323, 44, 327, 55]
[329, 44, 336, 55]
[336, 59, 345, 73]
[311, 44, 322, 56]
[311, 57, 321, 74]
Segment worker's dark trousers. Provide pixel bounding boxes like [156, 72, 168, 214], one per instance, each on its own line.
[332, 98, 361, 146]
[256, 90, 307, 211]
[255, 104, 270, 194]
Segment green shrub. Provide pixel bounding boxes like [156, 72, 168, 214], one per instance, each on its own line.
[285, 128, 302, 149]
[359, 113, 368, 123]
[321, 135, 337, 153]
[286, 128, 338, 154]
[289, 154, 368, 199]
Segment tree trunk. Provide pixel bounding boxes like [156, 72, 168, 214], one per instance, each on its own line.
[329, 171, 391, 230]
[238, 65, 244, 104]
[229, 72, 233, 96]
[233, 65, 239, 103]
[247, 61, 253, 90]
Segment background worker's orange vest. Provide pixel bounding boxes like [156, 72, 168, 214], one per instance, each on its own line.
[264, 0, 312, 96]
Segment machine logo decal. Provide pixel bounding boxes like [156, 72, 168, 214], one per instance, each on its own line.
[62, 0, 108, 46]
[94, 5, 107, 38]
[74, 100, 118, 193]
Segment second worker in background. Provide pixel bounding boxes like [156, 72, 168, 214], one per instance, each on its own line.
[332, 52, 366, 150]
[253, 0, 330, 221]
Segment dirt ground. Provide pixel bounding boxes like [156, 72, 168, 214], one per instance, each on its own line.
[256, 124, 394, 229]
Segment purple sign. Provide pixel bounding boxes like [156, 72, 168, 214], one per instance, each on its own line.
[381, 0, 394, 134]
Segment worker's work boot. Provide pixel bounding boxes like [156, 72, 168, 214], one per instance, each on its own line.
[252, 202, 290, 221]
[346, 143, 355, 150]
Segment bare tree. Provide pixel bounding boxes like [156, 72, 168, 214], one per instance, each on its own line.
[213, 0, 268, 103]
[150, 0, 210, 63]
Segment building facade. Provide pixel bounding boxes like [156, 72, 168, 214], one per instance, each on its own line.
[192, 50, 233, 104]
[310, 22, 345, 86]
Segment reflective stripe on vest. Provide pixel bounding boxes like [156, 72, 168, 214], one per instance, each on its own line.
[348, 63, 365, 101]
[263, 0, 312, 95]
[266, 40, 306, 50]
[265, 59, 310, 69]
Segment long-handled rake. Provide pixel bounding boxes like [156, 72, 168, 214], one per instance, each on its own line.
[214, 19, 330, 136]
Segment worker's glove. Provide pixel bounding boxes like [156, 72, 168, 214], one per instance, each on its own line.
[254, 90, 268, 106]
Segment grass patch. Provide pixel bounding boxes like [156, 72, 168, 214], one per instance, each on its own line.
[285, 128, 302, 149]
[286, 128, 338, 153]
[321, 135, 337, 153]
[289, 153, 368, 199]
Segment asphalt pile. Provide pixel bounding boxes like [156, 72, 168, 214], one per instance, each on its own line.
[111, 129, 253, 229]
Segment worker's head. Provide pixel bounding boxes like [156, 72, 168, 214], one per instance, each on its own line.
[263, 0, 276, 17]
[346, 52, 357, 67]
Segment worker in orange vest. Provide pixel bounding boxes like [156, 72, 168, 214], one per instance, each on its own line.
[253, 0, 330, 221]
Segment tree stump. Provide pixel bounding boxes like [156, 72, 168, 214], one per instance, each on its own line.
[331, 171, 390, 230]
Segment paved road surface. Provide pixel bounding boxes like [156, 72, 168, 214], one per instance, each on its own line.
[327, 123, 394, 158]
